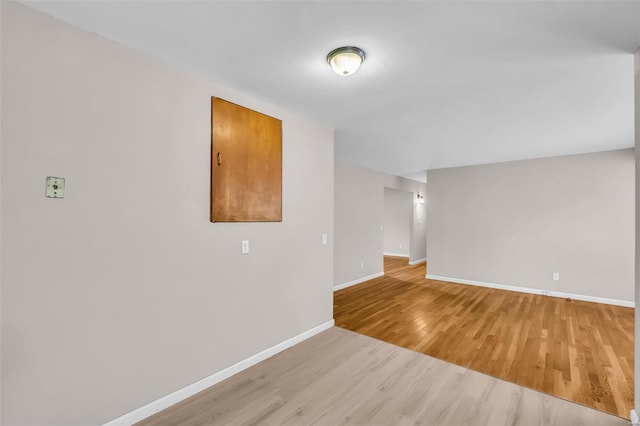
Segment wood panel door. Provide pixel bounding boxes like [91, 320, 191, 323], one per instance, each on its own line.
[211, 98, 282, 222]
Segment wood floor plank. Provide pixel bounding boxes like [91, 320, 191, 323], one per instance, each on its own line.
[334, 256, 635, 419]
[138, 328, 628, 426]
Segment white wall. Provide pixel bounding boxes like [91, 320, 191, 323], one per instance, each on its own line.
[0, 2, 3, 422]
[334, 161, 384, 284]
[0, 3, 334, 425]
[634, 48, 639, 420]
[427, 149, 634, 304]
[383, 188, 412, 257]
[334, 160, 426, 288]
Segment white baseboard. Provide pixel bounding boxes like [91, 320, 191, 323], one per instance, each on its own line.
[103, 319, 335, 426]
[425, 274, 634, 308]
[409, 258, 426, 265]
[631, 409, 639, 426]
[334, 272, 384, 291]
[384, 252, 409, 258]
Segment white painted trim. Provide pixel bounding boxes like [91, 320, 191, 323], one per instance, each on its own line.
[334, 272, 384, 291]
[409, 258, 426, 265]
[102, 319, 335, 426]
[631, 409, 639, 426]
[425, 274, 635, 308]
[383, 252, 409, 258]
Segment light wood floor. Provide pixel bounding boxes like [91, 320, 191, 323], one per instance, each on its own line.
[138, 327, 627, 426]
[334, 256, 635, 419]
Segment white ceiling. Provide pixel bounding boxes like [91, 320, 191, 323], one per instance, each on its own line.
[22, 1, 640, 179]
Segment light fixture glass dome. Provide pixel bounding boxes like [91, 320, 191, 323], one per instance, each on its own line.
[327, 46, 365, 76]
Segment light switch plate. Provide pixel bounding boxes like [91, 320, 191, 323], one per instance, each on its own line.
[241, 240, 249, 254]
[46, 176, 65, 198]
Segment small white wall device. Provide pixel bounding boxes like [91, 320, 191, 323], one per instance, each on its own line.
[46, 176, 65, 198]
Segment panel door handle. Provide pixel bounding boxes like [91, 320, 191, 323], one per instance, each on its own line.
[217, 152, 223, 166]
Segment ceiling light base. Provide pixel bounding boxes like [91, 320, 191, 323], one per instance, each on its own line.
[327, 46, 365, 76]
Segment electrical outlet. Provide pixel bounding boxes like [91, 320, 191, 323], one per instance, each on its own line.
[241, 240, 249, 254]
[552, 272, 560, 281]
[322, 234, 328, 245]
[360, 262, 364, 269]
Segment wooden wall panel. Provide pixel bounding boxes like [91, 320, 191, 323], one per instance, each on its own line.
[211, 98, 282, 222]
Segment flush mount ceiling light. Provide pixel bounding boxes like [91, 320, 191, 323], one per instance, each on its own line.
[327, 46, 365, 76]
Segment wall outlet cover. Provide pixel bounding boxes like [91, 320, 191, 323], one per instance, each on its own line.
[46, 176, 65, 198]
